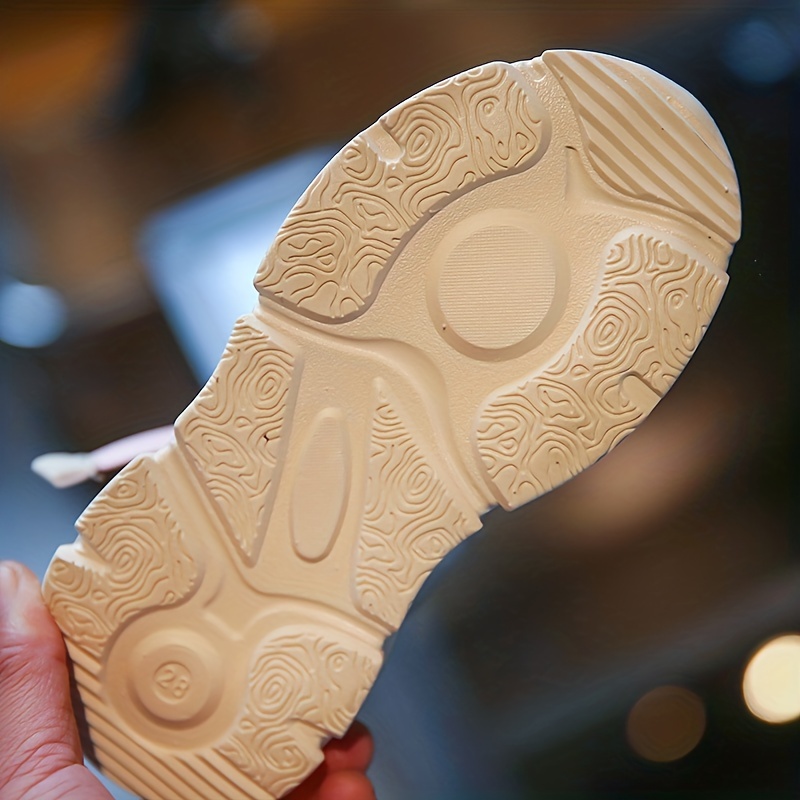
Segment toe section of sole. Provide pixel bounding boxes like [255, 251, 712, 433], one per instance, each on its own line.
[255, 61, 551, 322]
[542, 49, 740, 243]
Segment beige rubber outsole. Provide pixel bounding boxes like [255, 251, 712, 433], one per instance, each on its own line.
[44, 50, 740, 800]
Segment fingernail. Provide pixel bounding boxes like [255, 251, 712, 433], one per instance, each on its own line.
[0, 561, 42, 634]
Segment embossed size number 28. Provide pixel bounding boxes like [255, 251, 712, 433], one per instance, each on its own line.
[155, 662, 191, 700]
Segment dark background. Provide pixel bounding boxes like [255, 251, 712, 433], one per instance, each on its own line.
[0, 1, 795, 798]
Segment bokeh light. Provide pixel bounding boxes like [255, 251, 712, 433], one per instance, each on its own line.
[627, 686, 706, 763]
[0, 280, 66, 348]
[743, 634, 800, 724]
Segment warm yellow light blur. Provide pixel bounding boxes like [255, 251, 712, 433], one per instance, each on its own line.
[743, 634, 800, 724]
[626, 685, 706, 763]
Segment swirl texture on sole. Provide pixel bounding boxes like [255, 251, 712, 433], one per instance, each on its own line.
[44, 49, 740, 800]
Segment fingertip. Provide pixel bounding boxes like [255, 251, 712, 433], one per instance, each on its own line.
[319, 770, 376, 800]
[323, 722, 374, 772]
[284, 760, 328, 800]
[0, 563, 84, 792]
[0, 561, 60, 646]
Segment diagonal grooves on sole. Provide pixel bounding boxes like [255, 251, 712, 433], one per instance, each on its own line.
[543, 51, 739, 241]
[554, 56, 734, 226]
[89, 721, 208, 800]
[93, 704, 259, 800]
[553, 55, 735, 229]
[77, 654, 269, 800]
[554, 63, 726, 219]
[560, 52, 732, 196]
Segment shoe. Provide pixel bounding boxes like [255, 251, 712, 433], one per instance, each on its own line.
[44, 49, 740, 800]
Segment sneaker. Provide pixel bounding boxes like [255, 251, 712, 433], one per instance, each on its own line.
[44, 49, 740, 800]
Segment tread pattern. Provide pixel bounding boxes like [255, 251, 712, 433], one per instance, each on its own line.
[45, 456, 199, 659]
[477, 231, 727, 508]
[543, 50, 740, 242]
[255, 62, 549, 321]
[354, 383, 480, 629]
[176, 319, 296, 564]
[42, 50, 740, 800]
[77, 677, 246, 800]
[215, 629, 380, 798]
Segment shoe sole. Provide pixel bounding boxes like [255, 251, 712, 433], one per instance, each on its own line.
[44, 49, 740, 800]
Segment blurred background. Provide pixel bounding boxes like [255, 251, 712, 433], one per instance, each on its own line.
[0, 1, 795, 798]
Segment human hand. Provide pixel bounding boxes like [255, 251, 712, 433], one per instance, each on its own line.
[0, 561, 376, 800]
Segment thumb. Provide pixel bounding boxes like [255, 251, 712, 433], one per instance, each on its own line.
[0, 561, 113, 800]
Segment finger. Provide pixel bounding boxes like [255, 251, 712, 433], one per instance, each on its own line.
[323, 722, 374, 773]
[319, 770, 376, 800]
[284, 761, 327, 800]
[0, 561, 113, 800]
[286, 722, 375, 800]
